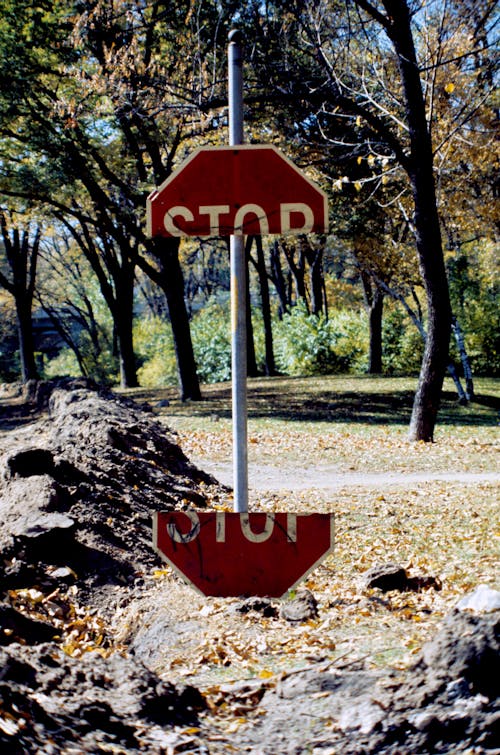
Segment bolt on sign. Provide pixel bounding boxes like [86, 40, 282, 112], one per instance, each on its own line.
[146, 145, 329, 239]
[153, 511, 335, 598]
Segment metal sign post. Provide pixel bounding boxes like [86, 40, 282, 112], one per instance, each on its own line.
[228, 30, 248, 514]
[147, 33, 334, 598]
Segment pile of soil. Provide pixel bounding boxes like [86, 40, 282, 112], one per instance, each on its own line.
[0, 382, 224, 603]
[0, 382, 498, 754]
[227, 608, 499, 754]
[0, 383, 223, 752]
[0, 641, 206, 753]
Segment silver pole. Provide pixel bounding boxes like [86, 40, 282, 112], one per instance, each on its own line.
[228, 30, 248, 513]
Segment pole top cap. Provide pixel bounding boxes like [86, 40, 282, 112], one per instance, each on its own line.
[228, 28, 243, 44]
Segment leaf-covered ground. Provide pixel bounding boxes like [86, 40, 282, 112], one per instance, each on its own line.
[119, 375, 499, 682]
[1, 376, 498, 752]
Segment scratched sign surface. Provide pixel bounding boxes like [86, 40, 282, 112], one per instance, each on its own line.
[153, 511, 334, 597]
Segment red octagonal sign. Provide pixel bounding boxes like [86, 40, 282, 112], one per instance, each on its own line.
[153, 511, 334, 598]
[146, 145, 328, 238]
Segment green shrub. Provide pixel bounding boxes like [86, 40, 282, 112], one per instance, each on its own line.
[328, 308, 368, 373]
[274, 303, 367, 376]
[461, 294, 499, 376]
[191, 301, 232, 383]
[43, 341, 118, 385]
[134, 316, 177, 387]
[382, 308, 424, 375]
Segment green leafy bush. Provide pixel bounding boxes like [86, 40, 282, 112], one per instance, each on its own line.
[382, 307, 424, 375]
[43, 338, 118, 385]
[191, 301, 232, 383]
[273, 303, 367, 376]
[328, 308, 368, 373]
[134, 316, 177, 387]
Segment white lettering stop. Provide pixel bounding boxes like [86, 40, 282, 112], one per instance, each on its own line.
[165, 511, 297, 544]
[163, 202, 315, 237]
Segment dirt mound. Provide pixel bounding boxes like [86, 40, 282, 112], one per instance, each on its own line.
[229, 608, 499, 754]
[0, 384, 224, 603]
[0, 641, 205, 753]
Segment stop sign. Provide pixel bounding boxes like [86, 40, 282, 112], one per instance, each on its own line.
[146, 145, 328, 238]
[153, 511, 334, 598]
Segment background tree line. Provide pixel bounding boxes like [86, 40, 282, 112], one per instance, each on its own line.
[0, 0, 497, 442]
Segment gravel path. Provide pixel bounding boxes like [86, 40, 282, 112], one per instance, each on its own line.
[194, 460, 500, 491]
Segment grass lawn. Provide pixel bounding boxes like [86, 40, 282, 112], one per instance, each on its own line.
[125, 375, 499, 472]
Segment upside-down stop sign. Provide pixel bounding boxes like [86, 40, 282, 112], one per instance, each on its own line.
[153, 511, 334, 597]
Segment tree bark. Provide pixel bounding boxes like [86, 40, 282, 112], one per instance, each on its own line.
[303, 239, 325, 316]
[281, 240, 308, 310]
[15, 294, 38, 382]
[111, 252, 138, 388]
[452, 316, 474, 400]
[368, 290, 384, 374]
[269, 240, 289, 318]
[253, 236, 276, 376]
[0, 215, 40, 382]
[383, 1, 452, 441]
[245, 236, 259, 377]
[114, 303, 137, 387]
[147, 238, 201, 401]
[361, 272, 384, 374]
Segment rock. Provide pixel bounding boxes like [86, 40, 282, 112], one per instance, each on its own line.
[280, 588, 318, 622]
[235, 597, 279, 618]
[362, 563, 409, 591]
[416, 610, 500, 701]
[456, 584, 500, 614]
[362, 563, 441, 593]
[12, 513, 76, 561]
[0, 476, 63, 551]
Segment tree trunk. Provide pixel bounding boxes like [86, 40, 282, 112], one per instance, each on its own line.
[245, 237, 259, 377]
[282, 240, 308, 310]
[16, 295, 38, 382]
[452, 316, 474, 400]
[360, 272, 384, 374]
[447, 362, 468, 404]
[254, 236, 276, 375]
[387, 1, 452, 441]
[0, 215, 40, 382]
[114, 303, 138, 388]
[304, 239, 325, 316]
[269, 240, 288, 318]
[149, 238, 201, 401]
[110, 255, 138, 389]
[368, 289, 384, 374]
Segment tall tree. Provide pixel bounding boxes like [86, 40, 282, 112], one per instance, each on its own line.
[0, 210, 40, 382]
[242, 0, 496, 440]
[0, 0, 236, 396]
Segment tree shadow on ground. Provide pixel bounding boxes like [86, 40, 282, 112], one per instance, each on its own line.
[2, 379, 498, 430]
[141, 379, 499, 428]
